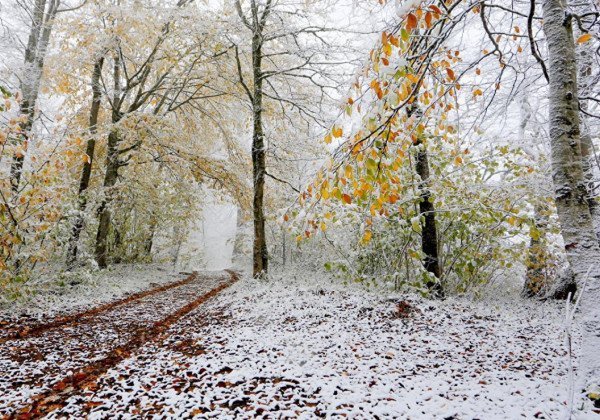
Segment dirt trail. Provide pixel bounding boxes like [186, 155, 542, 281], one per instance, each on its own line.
[0, 270, 238, 418]
[0, 272, 199, 342]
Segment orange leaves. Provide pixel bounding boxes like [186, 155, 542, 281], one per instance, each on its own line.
[577, 33, 593, 44]
[472, 88, 483, 97]
[381, 31, 398, 57]
[342, 194, 352, 205]
[324, 126, 343, 144]
[446, 68, 455, 81]
[370, 80, 384, 100]
[428, 5, 442, 15]
[406, 13, 418, 31]
[425, 11, 433, 28]
[344, 164, 353, 179]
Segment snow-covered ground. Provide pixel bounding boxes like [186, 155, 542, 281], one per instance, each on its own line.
[49, 270, 588, 419]
[0, 263, 183, 319]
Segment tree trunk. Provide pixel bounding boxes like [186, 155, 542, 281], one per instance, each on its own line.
[523, 203, 550, 297]
[66, 56, 105, 268]
[94, 53, 123, 269]
[415, 142, 444, 298]
[10, 0, 58, 193]
[94, 128, 121, 269]
[251, 31, 268, 277]
[543, 0, 600, 403]
[576, 24, 600, 241]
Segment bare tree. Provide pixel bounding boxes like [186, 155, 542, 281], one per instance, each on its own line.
[232, 0, 354, 277]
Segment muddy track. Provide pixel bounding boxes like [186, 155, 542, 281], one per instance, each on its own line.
[1, 270, 239, 419]
[0, 272, 199, 343]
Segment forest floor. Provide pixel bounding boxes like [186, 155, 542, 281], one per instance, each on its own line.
[0, 268, 594, 419]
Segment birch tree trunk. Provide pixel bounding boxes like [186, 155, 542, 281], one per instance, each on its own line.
[66, 56, 105, 268]
[543, 0, 600, 403]
[576, 24, 600, 241]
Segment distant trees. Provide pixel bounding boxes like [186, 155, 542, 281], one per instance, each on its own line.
[0, 0, 249, 288]
[231, 0, 350, 277]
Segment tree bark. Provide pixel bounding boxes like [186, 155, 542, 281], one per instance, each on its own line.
[415, 142, 444, 298]
[66, 56, 105, 268]
[250, 11, 269, 277]
[543, 0, 600, 402]
[523, 203, 550, 297]
[94, 55, 123, 269]
[10, 0, 59, 193]
[94, 127, 121, 268]
[576, 24, 600, 241]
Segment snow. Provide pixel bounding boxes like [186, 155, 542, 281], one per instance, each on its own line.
[47, 269, 591, 419]
[0, 263, 182, 319]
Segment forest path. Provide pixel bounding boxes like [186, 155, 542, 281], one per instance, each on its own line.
[0, 270, 238, 418]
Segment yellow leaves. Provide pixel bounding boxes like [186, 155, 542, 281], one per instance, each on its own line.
[324, 133, 332, 144]
[57, 78, 71, 94]
[320, 180, 330, 200]
[529, 225, 541, 241]
[507, 216, 519, 226]
[454, 155, 463, 165]
[344, 164, 353, 179]
[406, 74, 419, 84]
[362, 230, 373, 244]
[577, 33, 593, 44]
[406, 13, 418, 31]
[320, 221, 327, 232]
[382, 42, 392, 57]
[332, 126, 343, 138]
[472, 88, 483, 97]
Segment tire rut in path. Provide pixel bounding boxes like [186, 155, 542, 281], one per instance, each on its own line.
[2, 270, 239, 419]
[0, 271, 199, 343]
